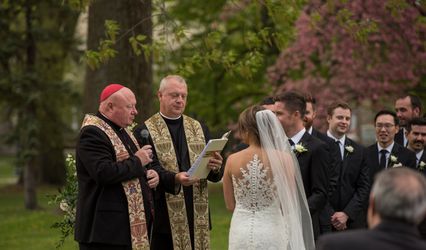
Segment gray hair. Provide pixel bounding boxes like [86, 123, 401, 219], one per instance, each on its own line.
[158, 75, 187, 92]
[371, 168, 426, 225]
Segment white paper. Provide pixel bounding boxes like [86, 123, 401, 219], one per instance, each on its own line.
[188, 131, 231, 179]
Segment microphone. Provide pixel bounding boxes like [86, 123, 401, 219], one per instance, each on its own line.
[140, 129, 150, 146]
[139, 129, 152, 169]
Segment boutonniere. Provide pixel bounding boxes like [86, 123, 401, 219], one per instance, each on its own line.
[294, 143, 308, 154]
[419, 161, 426, 170]
[345, 145, 354, 153]
[127, 122, 138, 132]
[390, 155, 402, 168]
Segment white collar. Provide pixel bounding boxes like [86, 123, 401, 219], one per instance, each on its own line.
[416, 149, 424, 161]
[291, 128, 306, 145]
[307, 126, 313, 135]
[159, 112, 182, 120]
[327, 130, 346, 145]
[377, 142, 394, 153]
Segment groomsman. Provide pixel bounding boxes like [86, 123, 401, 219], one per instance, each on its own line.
[323, 102, 370, 231]
[274, 91, 329, 239]
[406, 117, 426, 173]
[405, 117, 426, 239]
[303, 94, 340, 234]
[304, 94, 320, 136]
[394, 94, 422, 146]
[365, 110, 417, 182]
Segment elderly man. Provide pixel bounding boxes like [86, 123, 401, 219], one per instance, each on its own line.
[316, 168, 426, 250]
[75, 84, 159, 250]
[134, 75, 223, 250]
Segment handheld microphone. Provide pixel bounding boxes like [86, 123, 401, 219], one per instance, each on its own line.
[140, 129, 152, 169]
[140, 129, 150, 146]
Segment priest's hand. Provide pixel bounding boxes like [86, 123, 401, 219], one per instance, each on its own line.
[147, 169, 159, 188]
[208, 152, 223, 173]
[135, 145, 153, 166]
[175, 172, 199, 186]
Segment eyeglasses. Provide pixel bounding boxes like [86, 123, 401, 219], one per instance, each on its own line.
[375, 123, 395, 129]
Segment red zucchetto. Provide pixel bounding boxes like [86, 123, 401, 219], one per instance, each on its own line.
[99, 83, 125, 102]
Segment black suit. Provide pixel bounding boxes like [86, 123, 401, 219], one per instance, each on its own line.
[417, 150, 426, 175]
[294, 132, 330, 238]
[316, 220, 426, 250]
[328, 137, 370, 229]
[395, 128, 405, 146]
[75, 113, 153, 247]
[416, 150, 426, 239]
[311, 131, 340, 233]
[365, 142, 417, 182]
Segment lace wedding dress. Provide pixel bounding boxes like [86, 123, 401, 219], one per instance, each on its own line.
[229, 154, 289, 250]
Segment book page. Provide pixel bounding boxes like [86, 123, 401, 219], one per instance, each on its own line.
[188, 131, 230, 179]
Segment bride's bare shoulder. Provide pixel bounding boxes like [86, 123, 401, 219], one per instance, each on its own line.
[227, 147, 260, 163]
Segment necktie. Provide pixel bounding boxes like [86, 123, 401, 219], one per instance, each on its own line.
[379, 149, 388, 169]
[335, 140, 343, 160]
[288, 139, 295, 147]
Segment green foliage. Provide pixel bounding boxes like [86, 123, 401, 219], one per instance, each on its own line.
[336, 8, 378, 43]
[80, 0, 306, 133]
[50, 154, 77, 248]
[84, 20, 120, 69]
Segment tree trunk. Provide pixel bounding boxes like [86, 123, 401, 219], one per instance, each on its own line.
[36, 1, 80, 185]
[24, 157, 38, 209]
[24, 0, 38, 210]
[83, 0, 153, 122]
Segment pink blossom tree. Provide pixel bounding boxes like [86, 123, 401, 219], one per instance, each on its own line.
[268, 0, 426, 127]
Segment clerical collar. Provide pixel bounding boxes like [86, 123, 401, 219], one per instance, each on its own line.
[291, 128, 306, 145]
[97, 111, 122, 131]
[160, 112, 182, 120]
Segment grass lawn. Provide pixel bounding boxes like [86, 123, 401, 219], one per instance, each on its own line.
[0, 157, 231, 249]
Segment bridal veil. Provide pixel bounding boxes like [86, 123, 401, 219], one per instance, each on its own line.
[256, 109, 315, 250]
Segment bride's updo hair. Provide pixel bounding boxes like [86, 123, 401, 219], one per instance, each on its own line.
[238, 105, 265, 146]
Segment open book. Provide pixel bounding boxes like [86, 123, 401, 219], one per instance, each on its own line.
[188, 131, 231, 179]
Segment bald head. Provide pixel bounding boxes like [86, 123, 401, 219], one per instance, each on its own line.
[99, 87, 138, 128]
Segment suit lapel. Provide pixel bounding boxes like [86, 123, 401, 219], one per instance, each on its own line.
[370, 144, 379, 173]
[389, 143, 401, 168]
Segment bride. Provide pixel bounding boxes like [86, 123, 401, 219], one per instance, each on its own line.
[223, 105, 315, 250]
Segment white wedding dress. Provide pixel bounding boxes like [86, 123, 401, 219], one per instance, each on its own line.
[228, 154, 289, 250]
[227, 110, 314, 250]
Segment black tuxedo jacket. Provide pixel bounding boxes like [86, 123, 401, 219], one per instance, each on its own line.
[312, 131, 341, 233]
[295, 132, 330, 238]
[316, 220, 426, 250]
[365, 142, 417, 182]
[395, 128, 405, 146]
[417, 150, 426, 175]
[75, 114, 153, 246]
[417, 151, 426, 239]
[329, 137, 370, 228]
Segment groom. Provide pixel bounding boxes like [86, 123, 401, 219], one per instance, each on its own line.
[273, 91, 330, 239]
